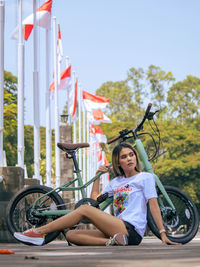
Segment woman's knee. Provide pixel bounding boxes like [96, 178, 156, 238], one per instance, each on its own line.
[77, 204, 93, 216]
[66, 230, 77, 241]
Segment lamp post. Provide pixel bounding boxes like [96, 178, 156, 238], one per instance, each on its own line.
[60, 114, 69, 124]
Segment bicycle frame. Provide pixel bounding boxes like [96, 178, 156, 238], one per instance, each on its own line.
[32, 158, 113, 217]
[32, 137, 176, 218]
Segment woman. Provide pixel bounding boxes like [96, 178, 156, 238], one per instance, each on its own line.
[14, 143, 179, 246]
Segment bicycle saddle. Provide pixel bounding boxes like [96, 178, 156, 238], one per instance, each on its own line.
[57, 142, 90, 152]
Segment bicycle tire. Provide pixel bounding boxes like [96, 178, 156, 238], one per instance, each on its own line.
[147, 185, 199, 244]
[6, 185, 66, 245]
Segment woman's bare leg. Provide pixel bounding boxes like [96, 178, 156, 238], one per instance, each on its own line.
[66, 229, 109, 246]
[36, 205, 128, 238]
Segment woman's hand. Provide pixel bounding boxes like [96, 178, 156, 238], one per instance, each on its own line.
[149, 198, 181, 246]
[91, 165, 109, 200]
[160, 232, 181, 245]
[96, 165, 109, 175]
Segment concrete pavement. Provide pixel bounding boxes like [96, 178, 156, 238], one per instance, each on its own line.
[0, 235, 200, 267]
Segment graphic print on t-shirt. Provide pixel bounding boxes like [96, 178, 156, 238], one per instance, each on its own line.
[113, 186, 132, 216]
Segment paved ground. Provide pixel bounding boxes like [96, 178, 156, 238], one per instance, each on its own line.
[0, 235, 200, 267]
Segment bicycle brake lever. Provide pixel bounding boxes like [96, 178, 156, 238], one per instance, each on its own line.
[147, 110, 159, 120]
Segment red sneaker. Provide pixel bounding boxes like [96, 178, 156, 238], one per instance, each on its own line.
[14, 228, 45, 246]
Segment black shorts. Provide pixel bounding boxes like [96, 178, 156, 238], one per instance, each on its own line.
[123, 221, 142, 245]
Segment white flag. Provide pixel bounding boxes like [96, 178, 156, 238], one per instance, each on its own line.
[11, 0, 52, 41]
[82, 90, 109, 112]
[69, 79, 78, 121]
[89, 125, 107, 144]
[87, 109, 112, 125]
[49, 65, 71, 92]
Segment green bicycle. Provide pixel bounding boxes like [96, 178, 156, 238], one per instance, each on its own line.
[7, 104, 199, 244]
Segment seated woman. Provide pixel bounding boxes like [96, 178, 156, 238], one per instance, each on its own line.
[14, 143, 179, 246]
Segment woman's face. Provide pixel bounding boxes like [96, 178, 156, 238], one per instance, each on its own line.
[119, 147, 137, 174]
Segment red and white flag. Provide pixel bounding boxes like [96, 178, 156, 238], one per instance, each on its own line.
[68, 79, 78, 121]
[11, 0, 52, 41]
[49, 65, 71, 92]
[57, 24, 63, 84]
[89, 125, 107, 144]
[87, 109, 112, 125]
[82, 90, 109, 112]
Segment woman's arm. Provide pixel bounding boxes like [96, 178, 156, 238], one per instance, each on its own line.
[90, 165, 108, 200]
[148, 198, 180, 245]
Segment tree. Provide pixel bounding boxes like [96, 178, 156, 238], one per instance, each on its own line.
[167, 75, 200, 122]
[146, 65, 175, 110]
[127, 67, 145, 120]
[96, 80, 135, 121]
[3, 71, 18, 166]
[150, 119, 200, 210]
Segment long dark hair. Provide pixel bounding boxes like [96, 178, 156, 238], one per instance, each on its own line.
[112, 143, 141, 177]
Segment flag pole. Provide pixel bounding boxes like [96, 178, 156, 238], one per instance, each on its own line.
[45, 28, 52, 187]
[65, 56, 70, 124]
[17, 0, 25, 171]
[77, 83, 82, 202]
[72, 71, 76, 144]
[53, 17, 60, 188]
[0, 0, 4, 167]
[82, 97, 86, 194]
[65, 56, 70, 68]
[66, 59, 71, 126]
[33, 0, 40, 182]
[86, 113, 90, 196]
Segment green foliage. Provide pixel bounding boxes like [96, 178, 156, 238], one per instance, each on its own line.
[146, 65, 175, 110]
[147, 119, 200, 208]
[96, 80, 135, 121]
[24, 125, 34, 177]
[167, 75, 200, 122]
[3, 70, 55, 181]
[3, 71, 18, 166]
[40, 128, 55, 184]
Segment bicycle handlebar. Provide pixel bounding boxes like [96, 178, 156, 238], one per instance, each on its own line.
[134, 103, 152, 132]
[107, 135, 120, 145]
[107, 103, 152, 144]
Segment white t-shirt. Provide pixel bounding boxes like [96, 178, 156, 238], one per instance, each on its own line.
[102, 172, 157, 237]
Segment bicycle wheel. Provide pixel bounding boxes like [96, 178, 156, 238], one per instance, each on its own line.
[6, 185, 66, 245]
[147, 186, 199, 244]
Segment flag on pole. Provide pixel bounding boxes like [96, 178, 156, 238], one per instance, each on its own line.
[68, 77, 78, 122]
[87, 109, 112, 125]
[57, 24, 63, 84]
[11, 0, 52, 40]
[82, 90, 109, 112]
[89, 125, 107, 144]
[49, 65, 71, 92]
[71, 79, 78, 121]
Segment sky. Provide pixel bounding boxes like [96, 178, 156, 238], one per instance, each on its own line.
[4, 0, 200, 127]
